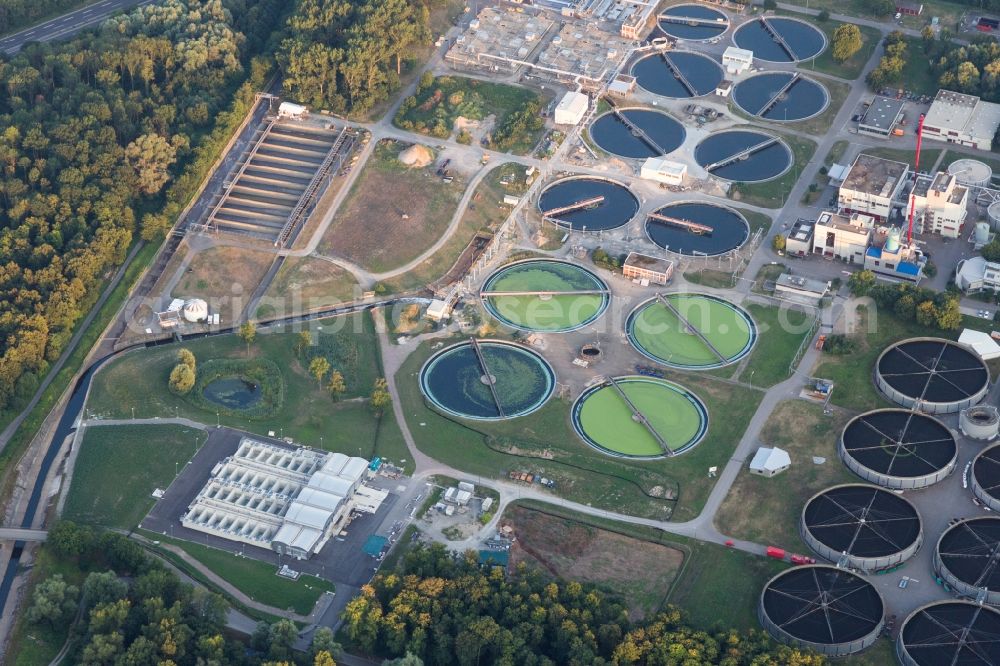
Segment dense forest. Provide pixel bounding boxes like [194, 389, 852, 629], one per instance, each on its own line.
[0, 0, 284, 413]
[277, 0, 436, 115]
[27, 521, 341, 664]
[342, 543, 824, 665]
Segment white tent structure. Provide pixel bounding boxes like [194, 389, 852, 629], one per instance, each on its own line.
[749, 447, 791, 477]
[959, 329, 1000, 361]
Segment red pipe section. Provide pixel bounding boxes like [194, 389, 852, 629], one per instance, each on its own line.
[907, 113, 926, 245]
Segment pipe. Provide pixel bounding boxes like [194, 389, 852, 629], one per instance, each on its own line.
[907, 113, 926, 245]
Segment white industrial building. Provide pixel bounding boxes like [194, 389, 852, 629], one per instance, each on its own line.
[811, 211, 875, 263]
[749, 447, 791, 477]
[774, 273, 829, 303]
[922, 89, 1000, 151]
[838, 154, 909, 221]
[956, 256, 1000, 293]
[959, 329, 1000, 361]
[181, 438, 375, 560]
[908, 171, 968, 238]
[554, 91, 589, 125]
[722, 47, 753, 75]
[640, 157, 686, 185]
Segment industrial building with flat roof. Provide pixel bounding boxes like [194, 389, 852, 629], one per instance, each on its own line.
[784, 218, 814, 256]
[774, 273, 829, 303]
[181, 438, 377, 560]
[909, 171, 968, 238]
[922, 89, 1000, 151]
[622, 251, 674, 284]
[857, 96, 905, 137]
[838, 154, 909, 220]
[811, 211, 875, 263]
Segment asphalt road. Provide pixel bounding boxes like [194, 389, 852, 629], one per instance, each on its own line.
[0, 0, 154, 54]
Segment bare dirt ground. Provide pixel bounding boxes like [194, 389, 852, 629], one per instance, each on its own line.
[318, 140, 467, 273]
[502, 504, 683, 620]
[263, 256, 360, 314]
[173, 246, 275, 325]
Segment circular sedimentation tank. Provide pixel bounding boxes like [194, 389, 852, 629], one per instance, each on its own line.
[972, 443, 1000, 511]
[631, 51, 724, 99]
[538, 176, 639, 232]
[645, 201, 750, 256]
[733, 16, 826, 63]
[480, 259, 609, 333]
[758, 565, 884, 657]
[898, 601, 1000, 666]
[657, 4, 729, 41]
[935, 518, 1000, 605]
[694, 129, 791, 182]
[949, 158, 993, 188]
[571, 376, 708, 458]
[588, 109, 686, 159]
[626, 293, 757, 370]
[732, 72, 828, 122]
[875, 338, 990, 413]
[801, 484, 922, 572]
[840, 409, 957, 489]
[419, 340, 554, 420]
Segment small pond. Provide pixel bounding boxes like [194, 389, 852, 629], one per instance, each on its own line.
[203, 377, 263, 409]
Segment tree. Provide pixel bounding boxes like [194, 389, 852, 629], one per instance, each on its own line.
[772, 234, 786, 252]
[140, 212, 173, 241]
[26, 575, 79, 628]
[832, 24, 863, 63]
[847, 270, 876, 297]
[312, 626, 341, 659]
[327, 370, 346, 399]
[816, 9, 830, 21]
[125, 133, 177, 195]
[238, 322, 257, 357]
[268, 619, 298, 661]
[169, 363, 196, 395]
[177, 348, 196, 373]
[370, 377, 391, 413]
[81, 571, 128, 610]
[294, 330, 313, 355]
[47, 520, 93, 559]
[383, 653, 424, 666]
[315, 652, 338, 666]
[983, 238, 1000, 262]
[309, 356, 331, 385]
[916, 300, 938, 326]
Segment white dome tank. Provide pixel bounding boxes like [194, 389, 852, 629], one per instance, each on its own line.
[989, 201, 1000, 231]
[949, 159, 992, 188]
[182, 298, 209, 323]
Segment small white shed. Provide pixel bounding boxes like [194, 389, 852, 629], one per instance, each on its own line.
[749, 446, 791, 477]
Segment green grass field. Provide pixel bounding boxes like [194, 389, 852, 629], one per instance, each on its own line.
[576, 379, 705, 456]
[738, 304, 816, 387]
[87, 312, 411, 470]
[141, 532, 333, 615]
[483, 260, 608, 331]
[64, 425, 205, 529]
[629, 296, 754, 368]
